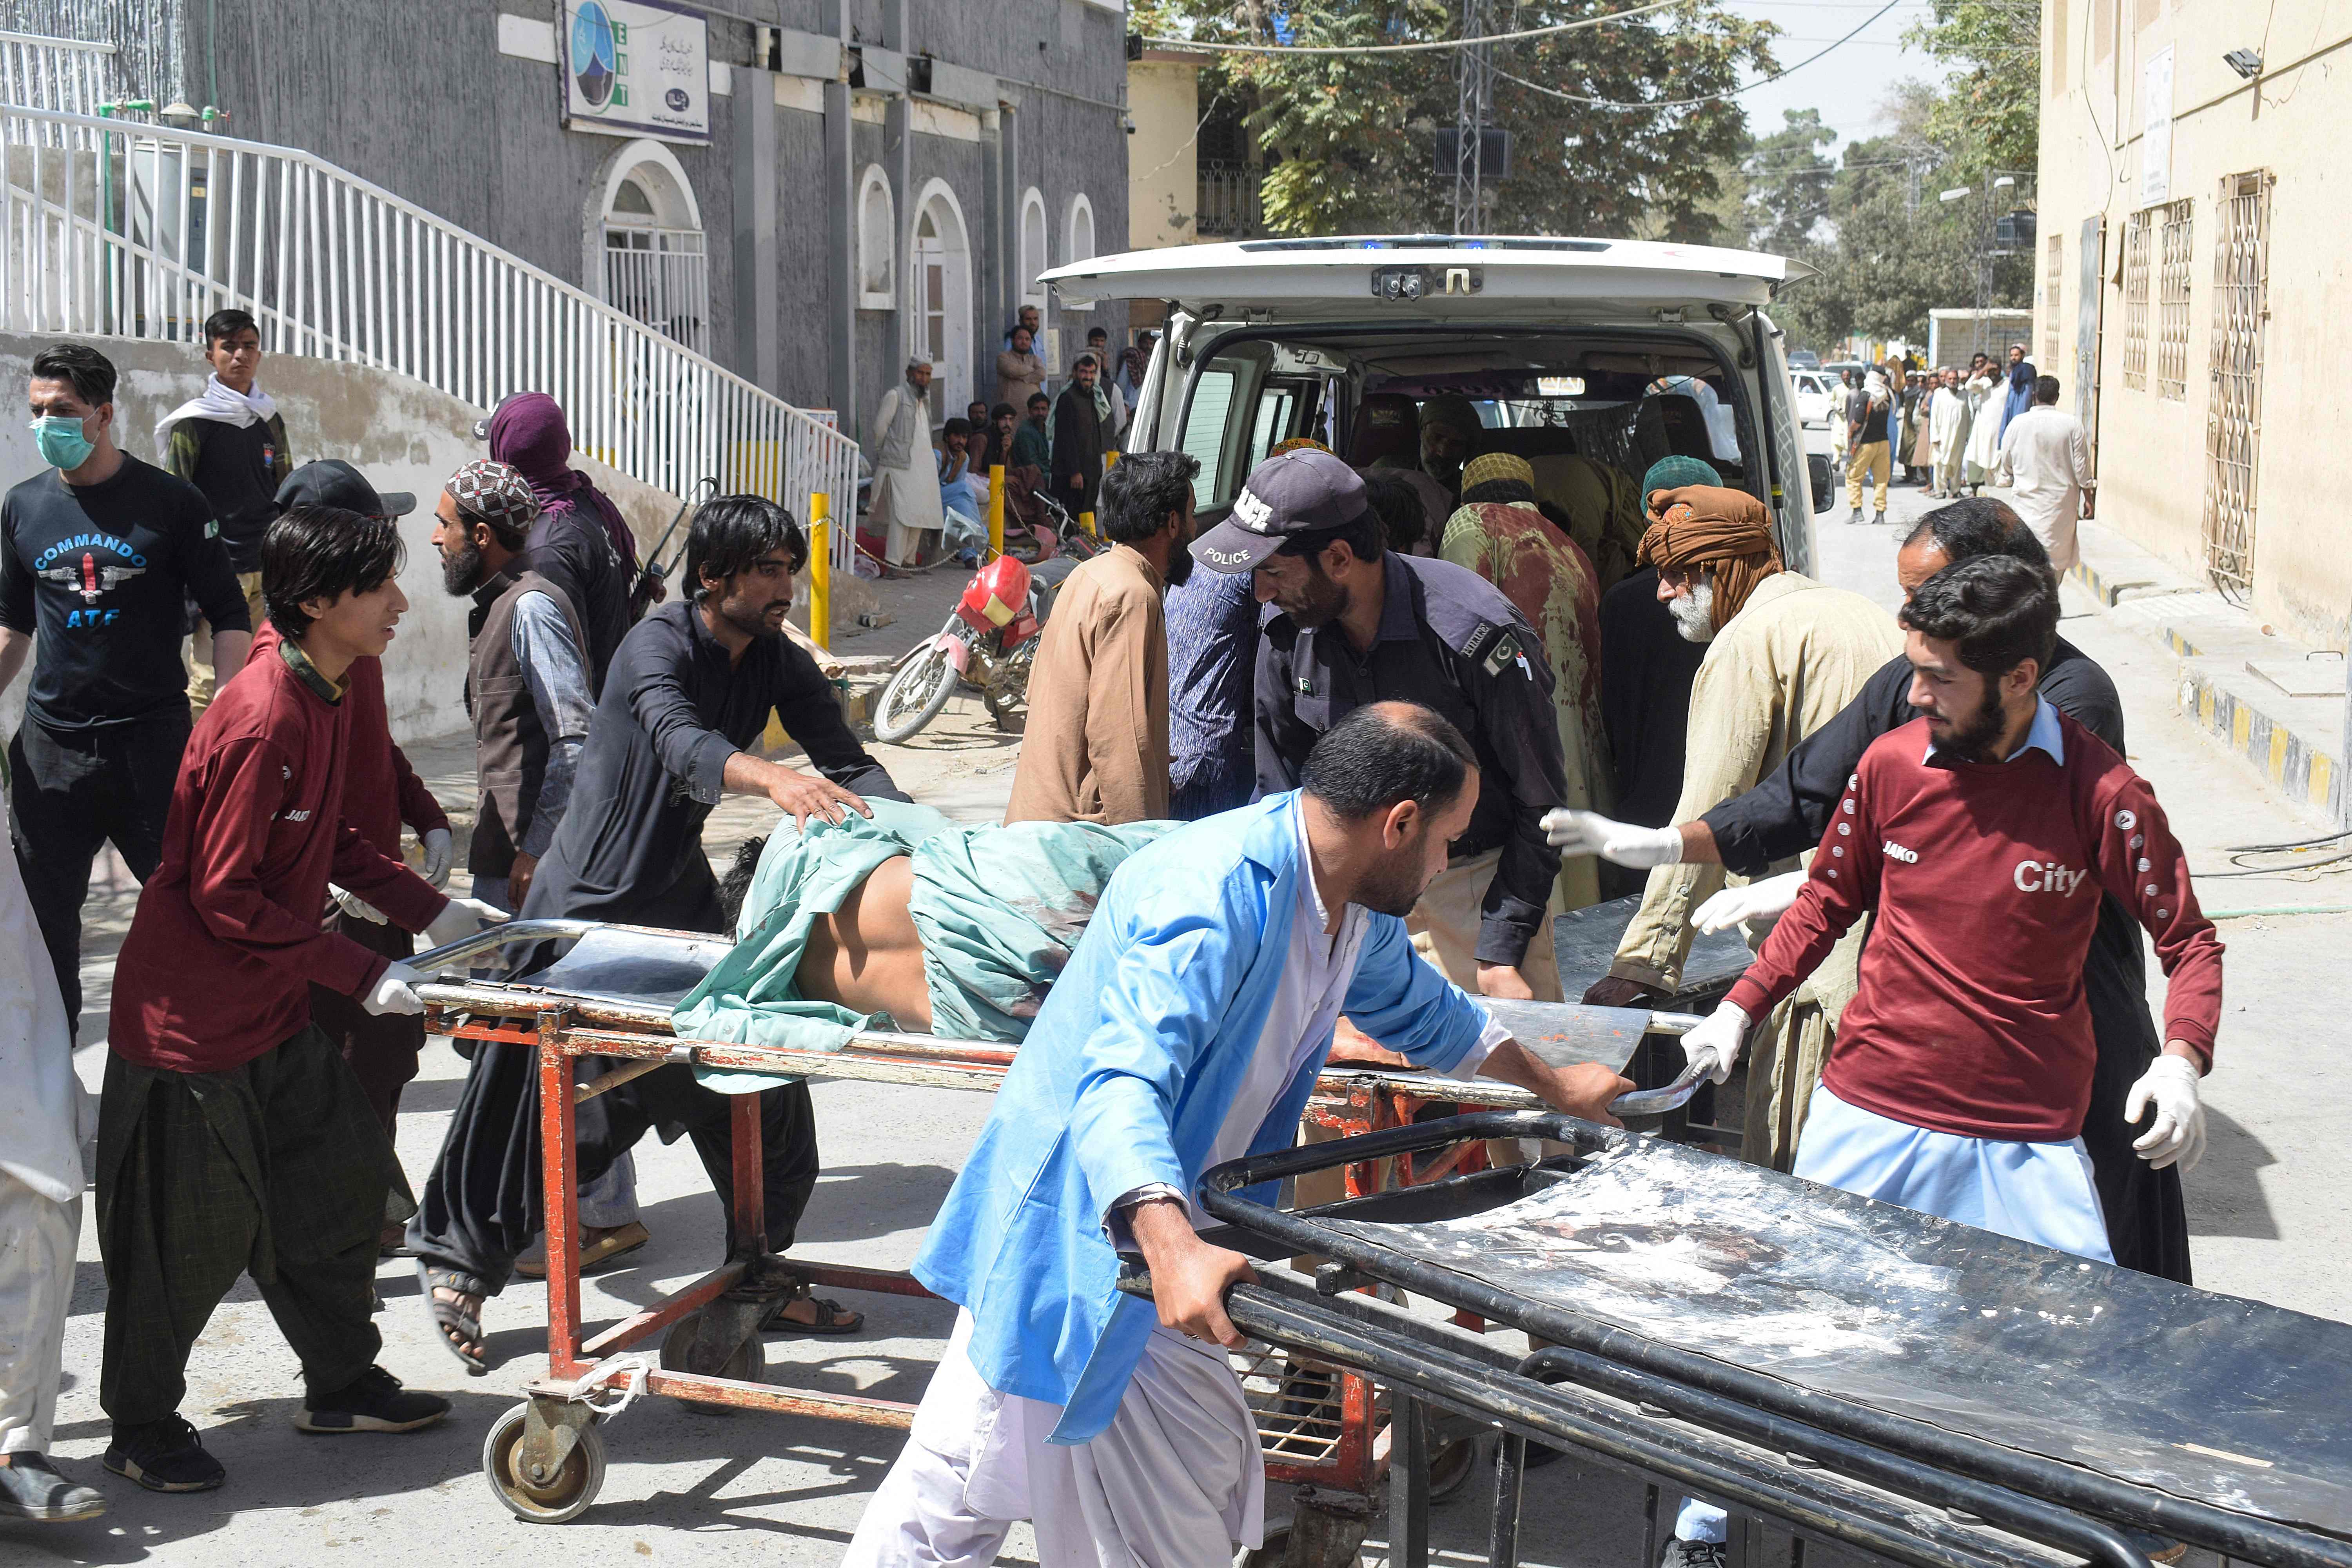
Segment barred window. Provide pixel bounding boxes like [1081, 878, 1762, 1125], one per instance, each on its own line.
[2156, 198, 2194, 401]
[2044, 233, 2064, 365]
[2120, 210, 2152, 390]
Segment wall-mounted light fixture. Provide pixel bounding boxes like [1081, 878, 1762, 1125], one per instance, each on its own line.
[2224, 48, 2264, 80]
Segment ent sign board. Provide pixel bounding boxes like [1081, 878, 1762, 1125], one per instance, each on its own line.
[561, 0, 710, 144]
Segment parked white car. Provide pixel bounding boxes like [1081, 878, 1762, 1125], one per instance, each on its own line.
[1040, 236, 1832, 575]
[1791, 370, 1837, 429]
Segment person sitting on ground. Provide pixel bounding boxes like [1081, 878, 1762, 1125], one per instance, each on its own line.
[935, 417, 991, 563]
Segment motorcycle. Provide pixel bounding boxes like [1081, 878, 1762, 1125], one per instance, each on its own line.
[871, 525, 1093, 743]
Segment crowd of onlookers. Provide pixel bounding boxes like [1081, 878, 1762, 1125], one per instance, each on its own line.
[864, 307, 1155, 568]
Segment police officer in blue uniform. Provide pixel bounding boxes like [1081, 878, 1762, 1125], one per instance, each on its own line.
[1191, 447, 1570, 1001]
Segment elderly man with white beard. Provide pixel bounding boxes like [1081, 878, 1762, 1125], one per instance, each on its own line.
[1556, 485, 1900, 1172]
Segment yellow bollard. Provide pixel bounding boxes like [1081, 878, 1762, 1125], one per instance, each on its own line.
[808, 492, 831, 652]
[1080, 510, 1097, 540]
[987, 464, 1005, 558]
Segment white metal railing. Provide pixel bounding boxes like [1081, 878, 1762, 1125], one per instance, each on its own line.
[0, 103, 860, 575]
[603, 228, 711, 358]
[0, 31, 108, 143]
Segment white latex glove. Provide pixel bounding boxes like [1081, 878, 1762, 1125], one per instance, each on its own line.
[424, 894, 509, 951]
[361, 961, 425, 1017]
[1541, 809, 1684, 869]
[420, 826, 454, 889]
[328, 885, 388, 925]
[1679, 1002, 1750, 1086]
[1693, 871, 1808, 935]
[2125, 1054, 2206, 1173]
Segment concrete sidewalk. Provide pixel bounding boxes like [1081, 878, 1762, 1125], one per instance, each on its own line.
[2065, 519, 2347, 821]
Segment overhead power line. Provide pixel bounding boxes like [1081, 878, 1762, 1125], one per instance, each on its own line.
[1488, 0, 1906, 111]
[1142, 0, 1691, 56]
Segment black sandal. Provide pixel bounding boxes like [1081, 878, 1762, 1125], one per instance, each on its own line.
[419, 1263, 492, 1375]
[760, 1287, 864, 1337]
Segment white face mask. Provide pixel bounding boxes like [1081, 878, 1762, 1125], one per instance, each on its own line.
[1669, 576, 1717, 643]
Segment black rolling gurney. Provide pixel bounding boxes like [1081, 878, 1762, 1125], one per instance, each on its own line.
[1134, 1112, 2352, 1568]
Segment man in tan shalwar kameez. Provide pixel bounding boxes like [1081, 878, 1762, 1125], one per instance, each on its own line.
[1555, 484, 1902, 1169]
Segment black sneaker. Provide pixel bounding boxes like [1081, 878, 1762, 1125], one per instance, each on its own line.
[1871, 510, 1887, 526]
[297, 1365, 450, 1434]
[1661, 1539, 1730, 1568]
[0, 1453, 106, 1521]
[102, 1415, 225, 1493]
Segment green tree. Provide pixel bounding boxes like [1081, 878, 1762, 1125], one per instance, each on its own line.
[1904, 0, 2040, 175]
[1769, 96, 2033, 351]
[1739, 106, 1837, 252]
[1136, 0, 1780, 241]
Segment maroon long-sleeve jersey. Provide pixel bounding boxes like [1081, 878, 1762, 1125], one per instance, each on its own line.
[1726, 708, 2223, 1142]
[108, 642, 448, 1074]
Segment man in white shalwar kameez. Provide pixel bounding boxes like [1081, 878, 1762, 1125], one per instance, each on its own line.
[1928, 369, 1971, 499]
[843, 703, 1632, 1567]
[1994, 374, 2094, 573]
[867, 359, 945, 567]
[0, 785, 106, 1521]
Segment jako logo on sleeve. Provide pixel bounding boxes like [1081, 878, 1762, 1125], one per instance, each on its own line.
[1882, 840, 1919, 864]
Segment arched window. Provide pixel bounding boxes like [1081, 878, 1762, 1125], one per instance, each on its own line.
[1018, 187, 1049, 315]
[592, 140, 708, 354]
[856, 166, 895, 309]
[908, 180, 973, 426]
[1064, 192, 1096, 270]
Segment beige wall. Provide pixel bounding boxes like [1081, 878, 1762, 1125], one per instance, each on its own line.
[0, 336, 680, 745]
[1128, 55, 1204, 252]
[2037, 0, 2352, 649]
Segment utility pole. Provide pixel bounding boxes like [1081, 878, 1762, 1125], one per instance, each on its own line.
[1453, 0, 1492, 234]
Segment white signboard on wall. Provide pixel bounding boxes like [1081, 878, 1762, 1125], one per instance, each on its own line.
[561, 0, 710, 144]
[2141, 46, 2175, 205]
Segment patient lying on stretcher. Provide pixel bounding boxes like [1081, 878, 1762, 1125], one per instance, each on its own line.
[675, 799, 1175, 1051]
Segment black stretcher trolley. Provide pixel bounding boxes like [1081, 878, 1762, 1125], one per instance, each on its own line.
[1128, 1112, 2352, 1568]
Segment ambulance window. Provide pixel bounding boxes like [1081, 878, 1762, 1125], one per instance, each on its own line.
[1246, 386, 1297, 468]
[1181, 367, 1238, 505]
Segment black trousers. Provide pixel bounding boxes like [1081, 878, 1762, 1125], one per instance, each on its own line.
[96, 1026, 403, 1428]
[9, 708, 191, 1034]
[407, 1053, 820, 1294]
[409, 861, 819, 1292]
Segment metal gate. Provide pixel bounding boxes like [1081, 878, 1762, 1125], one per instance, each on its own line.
[2203, 171, 2272, 597]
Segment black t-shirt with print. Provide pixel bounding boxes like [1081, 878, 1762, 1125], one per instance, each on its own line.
[0, 455, 248, 730]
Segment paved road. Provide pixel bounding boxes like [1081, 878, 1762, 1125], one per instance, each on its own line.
[16, 480, 2350, 1566]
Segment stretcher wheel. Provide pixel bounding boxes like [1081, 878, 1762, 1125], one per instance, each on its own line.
[661, 1312, 764, 1410]
[1427, 1432, 1483, 1501]
[1241, 1520, 1365, 1568]
[482, 1403, 606, 1524]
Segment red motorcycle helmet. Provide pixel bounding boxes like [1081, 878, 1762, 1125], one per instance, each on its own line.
[959, 554, 1034, 629]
